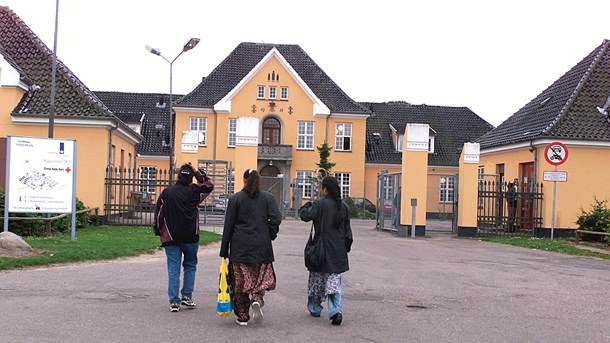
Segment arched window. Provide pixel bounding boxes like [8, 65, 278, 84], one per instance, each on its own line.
[262, 117, 281, 145]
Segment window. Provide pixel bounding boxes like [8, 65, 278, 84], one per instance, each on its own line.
[335, 172, 351, 198]
[269, 86, 276, 100]
[139, 166, 157, 194]
[396, 134, 403, 152]
[262, 117, 281, 145]
[335, 123, 352, 151]
[190, 117, 207, 146]
[439, 176, 455, 203]
[297, 121, 314, 149]
[296, 171, 313, 198]
[428, 136, 435, 153]
[280, 87, 288, 100]
[257, 86, 265, 99]
[228, 118, 237, 147]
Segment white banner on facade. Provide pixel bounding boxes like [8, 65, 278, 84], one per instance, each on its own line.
[6, 136, 76, 213]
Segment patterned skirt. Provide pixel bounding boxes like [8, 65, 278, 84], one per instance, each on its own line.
[307, 272, 341, 298]
[230, 262, 276, 294]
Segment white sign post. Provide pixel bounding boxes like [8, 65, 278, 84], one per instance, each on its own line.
[3, 136, 78, 240]
[544, 141, 568, 240]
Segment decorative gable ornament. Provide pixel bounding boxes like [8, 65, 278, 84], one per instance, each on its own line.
[405, 124, 430, 151]
[463, 142, 480, 164]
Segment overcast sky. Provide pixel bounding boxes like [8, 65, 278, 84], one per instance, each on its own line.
[3, 0, 610, 126]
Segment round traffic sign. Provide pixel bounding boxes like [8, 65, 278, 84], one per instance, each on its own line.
[544, 141, 568, 165]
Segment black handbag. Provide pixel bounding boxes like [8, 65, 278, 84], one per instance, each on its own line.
[304, 220, 325, 270]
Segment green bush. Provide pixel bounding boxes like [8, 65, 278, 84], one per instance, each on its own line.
[344, 197, 376, 219]
[0, 188, 93, 237]
[576, 198, 610, 242]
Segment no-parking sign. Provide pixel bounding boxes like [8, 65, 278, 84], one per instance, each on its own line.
[544, 142, 568, 165]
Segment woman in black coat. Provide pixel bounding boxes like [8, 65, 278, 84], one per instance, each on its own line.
[220, 169, 282, 326]
[299, 176, 353, 325]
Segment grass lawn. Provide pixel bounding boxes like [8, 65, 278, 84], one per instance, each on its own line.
[477, 236, 610, 260]
[0, 226, 222, 271]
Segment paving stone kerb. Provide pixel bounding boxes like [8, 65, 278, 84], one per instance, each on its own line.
[0, 219, 609, 342]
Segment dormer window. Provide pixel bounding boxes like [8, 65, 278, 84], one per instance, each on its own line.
[396, 134, 403, 152]
[428, 136, 435, 153]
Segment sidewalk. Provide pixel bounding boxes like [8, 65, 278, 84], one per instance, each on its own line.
[0, 219, 609, 342]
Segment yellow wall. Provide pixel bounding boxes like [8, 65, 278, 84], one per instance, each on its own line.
[174, 55, 368, 198]
[480, 144, 610, 229]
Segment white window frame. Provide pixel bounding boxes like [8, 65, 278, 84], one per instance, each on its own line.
[335, 123, 352, 151]
[189, 117, 207, 146]
[228, 118, 237, 147]
[296, 171, 313, 199]
[428, 136, 435, 153]
[439, 176, 455, 203]
[335, 172, 351, 198]
[396, 134, 403, 152]
[280, 86, 288, 100]
[297, 121, 314, 150]
[269, 86, 277, 100]
[257, 86, 265, 99]
[139, 166, 157, 194]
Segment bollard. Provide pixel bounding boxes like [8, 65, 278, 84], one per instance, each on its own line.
[411, 198, 417, 238]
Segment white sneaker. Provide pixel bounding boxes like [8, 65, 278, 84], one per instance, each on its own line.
[251, 301, 263, 323]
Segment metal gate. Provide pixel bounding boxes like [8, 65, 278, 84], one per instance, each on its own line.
[103, 160, 233, 226]
[260, 175, 285, 216]
[427, 173, 459, 234]
[376, 172, 401, 231]
[477, 174, 544, 237]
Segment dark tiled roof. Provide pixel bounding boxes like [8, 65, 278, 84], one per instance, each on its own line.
[177, 42, 371, 115]
[364, 102, 494, 166]
[479, 40, 610, 148]
[0, 7, 128, 123]
[94, 91, 182, 156]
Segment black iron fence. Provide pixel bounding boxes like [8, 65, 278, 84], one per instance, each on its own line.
[477, 181, 544, 237]
[103, 164, 232, 226]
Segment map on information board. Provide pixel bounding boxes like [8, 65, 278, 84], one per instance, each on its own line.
[6, 136, 76, 213]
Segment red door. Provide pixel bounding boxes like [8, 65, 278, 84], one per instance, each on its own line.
[262, 118, 280, 145]
[519, 162, 535, 229]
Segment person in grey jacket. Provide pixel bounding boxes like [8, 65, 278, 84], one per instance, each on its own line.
[299, 176, 353, 326]
[220, 169, 281, 326]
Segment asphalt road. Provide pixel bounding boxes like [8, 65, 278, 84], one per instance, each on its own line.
[0, 219, 609, 343]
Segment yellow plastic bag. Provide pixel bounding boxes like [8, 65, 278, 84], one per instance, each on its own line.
[216, 258, 233, 316]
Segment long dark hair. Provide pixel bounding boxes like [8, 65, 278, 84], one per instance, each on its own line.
[242, 169, 260, 198]
[322, 176, 344, 227]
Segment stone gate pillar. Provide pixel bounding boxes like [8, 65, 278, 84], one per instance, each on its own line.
[400, 124, 429, 236]
[457, 142, 480, 236]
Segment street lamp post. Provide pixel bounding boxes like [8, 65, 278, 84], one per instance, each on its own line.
[145, 38, 200, 182]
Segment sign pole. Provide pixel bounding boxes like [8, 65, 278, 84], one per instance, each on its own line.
[3, 137, 11, 232]
[550, 165, 557, 240]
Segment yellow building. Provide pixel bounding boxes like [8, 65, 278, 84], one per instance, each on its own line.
[0, 7, 141, 211]
[478, 39, 610, 237]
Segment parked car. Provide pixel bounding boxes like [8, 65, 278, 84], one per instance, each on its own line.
[353, 197, 376, 213]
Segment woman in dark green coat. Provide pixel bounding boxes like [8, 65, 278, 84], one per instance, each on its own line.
[299, 176, 353, 325]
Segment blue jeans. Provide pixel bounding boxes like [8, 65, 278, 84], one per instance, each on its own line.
[164, 242, 199, 304]
[307, 276, 343, 319]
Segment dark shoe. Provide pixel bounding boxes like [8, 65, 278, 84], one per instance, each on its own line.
[235, 318, 248, 326]
[170, 303, 180, 312]
[331, 312, 342, 325]
[181, 296, 196, 308]
[309, 311, 321, 317]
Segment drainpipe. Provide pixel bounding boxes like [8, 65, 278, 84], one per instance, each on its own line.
[529, 139, 538, 232]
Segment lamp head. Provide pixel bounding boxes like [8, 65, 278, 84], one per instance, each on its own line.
[145, 44, 161, 56]
[183, 38, 200, 52]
